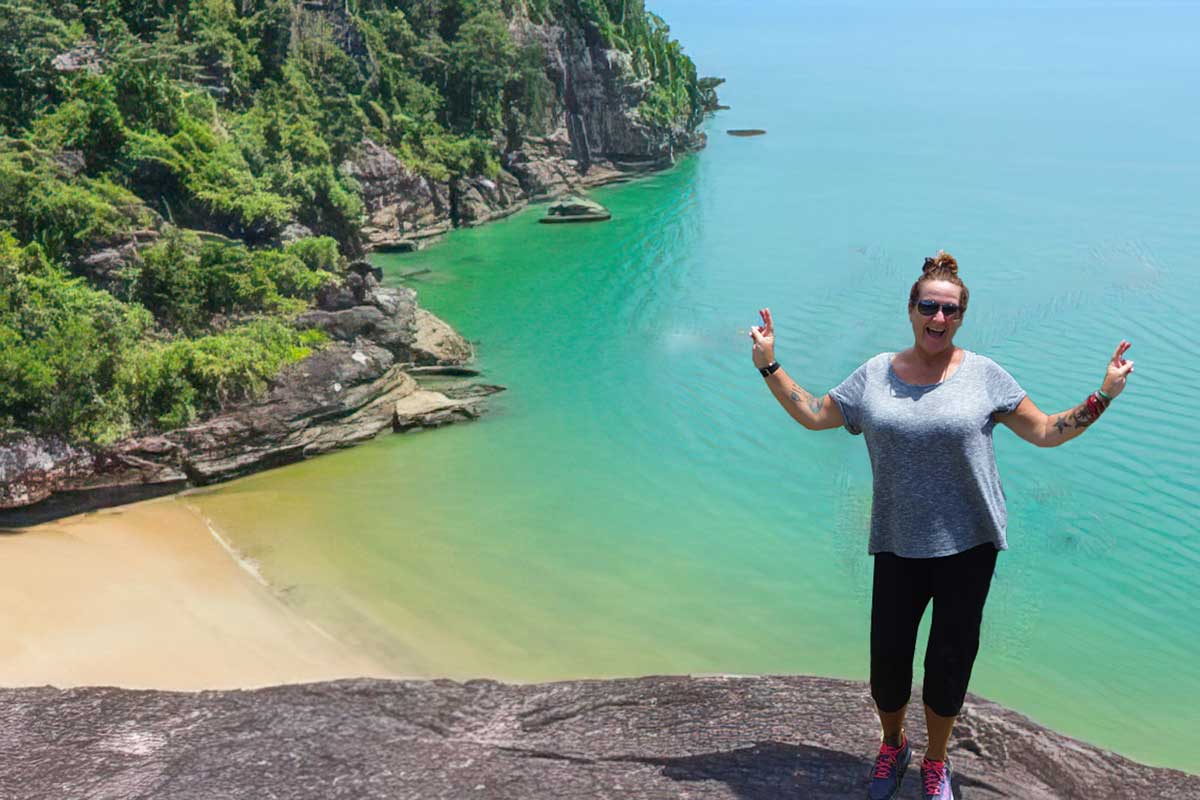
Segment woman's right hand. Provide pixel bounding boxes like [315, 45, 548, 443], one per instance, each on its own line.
[749, 307, 776, 368]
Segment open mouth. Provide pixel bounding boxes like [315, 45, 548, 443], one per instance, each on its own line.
[925, 326, 946, 339]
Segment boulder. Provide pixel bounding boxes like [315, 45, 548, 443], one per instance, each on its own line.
[540, 194, 611, 223]
[0, 432, 94, 509]
[451, 171, 527, 227]
[50, 41, 103, 74]
[393, 389, 486, 431]
[412, 308, 473, 365]
[296, 281, 420, 361]
[277, 223, 315, 245]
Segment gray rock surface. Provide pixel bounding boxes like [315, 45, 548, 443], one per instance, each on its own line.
[341, 139, 451, 252]
[51, 40, 104, 73]
[413, 308, 474, 365]
[76, 228, 160, 290]
[541, 194, 611, 223]
[513, 18, 700, 171]
[0, 675, 1193, 799]
[452, 171, 528, 227]
[277, 222, 315, 245]
[0, 432, 94, 508]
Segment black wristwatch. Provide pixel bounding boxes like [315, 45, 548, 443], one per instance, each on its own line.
[758, 361, 781, 377]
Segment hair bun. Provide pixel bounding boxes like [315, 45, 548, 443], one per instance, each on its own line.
[922, 250, 959, 276]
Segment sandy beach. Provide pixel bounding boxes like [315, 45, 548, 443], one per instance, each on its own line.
[0, 496, 390, 690]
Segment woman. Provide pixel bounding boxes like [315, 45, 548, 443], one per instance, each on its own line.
[748, 252, 1134, 800]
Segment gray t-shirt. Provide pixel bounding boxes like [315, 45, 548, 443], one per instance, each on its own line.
[828, 350, 1026, 558]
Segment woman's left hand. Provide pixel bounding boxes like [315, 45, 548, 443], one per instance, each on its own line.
[1101, 340, 1135, 399]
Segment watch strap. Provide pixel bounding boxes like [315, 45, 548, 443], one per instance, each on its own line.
[759, 361, 781, 377]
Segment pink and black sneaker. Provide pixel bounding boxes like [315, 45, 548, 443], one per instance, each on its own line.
[921, 756, 955, 800]
[867, 736, 911, 800]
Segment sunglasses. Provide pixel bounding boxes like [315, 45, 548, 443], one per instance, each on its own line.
[915, 299, 962, 318]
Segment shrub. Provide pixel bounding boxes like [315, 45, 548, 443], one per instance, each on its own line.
[123, 319, 328, 429]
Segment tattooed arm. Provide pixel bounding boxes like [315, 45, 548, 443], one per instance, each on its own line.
[763, 367, 845, 430]
[997, 340, 1135, 447]
[749, 307, 845, 430]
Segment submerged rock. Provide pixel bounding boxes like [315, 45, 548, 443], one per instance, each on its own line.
[539, 195, 612, 223]
[0, 675, 1192, 799]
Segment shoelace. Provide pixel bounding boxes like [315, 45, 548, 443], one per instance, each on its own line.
[873, 742, 903, 779]
[922, 759, 949, 796]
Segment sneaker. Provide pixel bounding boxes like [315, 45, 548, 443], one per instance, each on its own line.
[921, 757, 954, 800]
[867, 736, 911, 800]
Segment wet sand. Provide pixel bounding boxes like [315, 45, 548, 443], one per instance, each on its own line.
[0, 496, 390, 690]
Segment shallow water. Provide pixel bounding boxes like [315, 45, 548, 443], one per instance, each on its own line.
[191, 1, 1200, 771]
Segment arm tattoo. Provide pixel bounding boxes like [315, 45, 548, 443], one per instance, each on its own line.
[1052, 394, 1106, 436]
[789, 384, 824, 416]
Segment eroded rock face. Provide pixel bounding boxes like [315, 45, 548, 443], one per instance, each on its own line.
[344, 14, 710, 250]
[75, 229, 159, 291]
[0, 432, 94, 508]
[342, 139, 451, 251]
[0, 675, 1193, 800]
[451, 171, 527, 227]
[511, 17, 703, 172]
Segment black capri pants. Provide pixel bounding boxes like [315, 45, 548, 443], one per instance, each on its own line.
[870, 542, 998, 718]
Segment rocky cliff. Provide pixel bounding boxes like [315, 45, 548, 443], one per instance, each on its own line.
[348, 11, 710, 252]
[0, 675, 1194, 799]
[0, 264, 500, 524]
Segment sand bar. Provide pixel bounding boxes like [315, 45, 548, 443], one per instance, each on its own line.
[0, 496, 390, 690]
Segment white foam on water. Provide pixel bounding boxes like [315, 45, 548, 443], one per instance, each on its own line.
[181, 499, 270, 589]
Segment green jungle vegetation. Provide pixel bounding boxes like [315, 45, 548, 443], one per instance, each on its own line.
[0, 0, 712, 446]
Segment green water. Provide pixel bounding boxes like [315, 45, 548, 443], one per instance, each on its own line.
[190, 2, 1200, 771]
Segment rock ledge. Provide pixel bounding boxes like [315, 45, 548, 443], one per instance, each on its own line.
[0, 270, 502, 523]
[0, 675, 1193, 799]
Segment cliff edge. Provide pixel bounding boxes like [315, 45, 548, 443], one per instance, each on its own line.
[1, 675, 1194, 799]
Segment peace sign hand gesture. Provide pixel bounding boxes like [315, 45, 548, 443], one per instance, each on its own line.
[749, 307, 776, 369]
[1101, 340, 1134, 399]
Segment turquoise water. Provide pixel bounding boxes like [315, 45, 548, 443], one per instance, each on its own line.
[191, 2, 1200, 771]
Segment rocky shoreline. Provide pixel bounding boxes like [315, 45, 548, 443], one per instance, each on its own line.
[1, 8, 712, 522]
[346, 11, 707, 254]
[1, 674, 1194, 799]
[0, 261, 499, 525]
